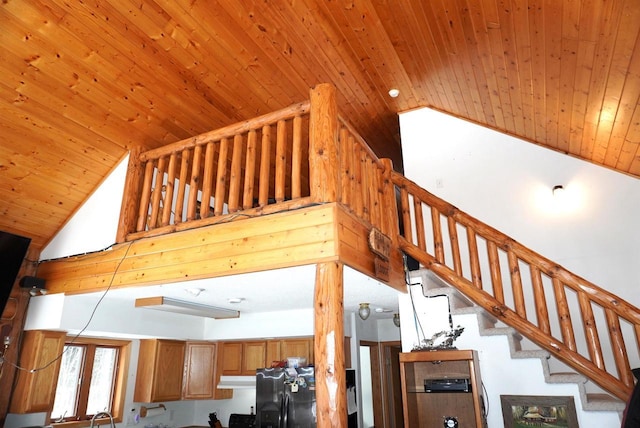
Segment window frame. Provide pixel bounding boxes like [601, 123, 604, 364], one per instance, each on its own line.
[50, 337, 131, 427]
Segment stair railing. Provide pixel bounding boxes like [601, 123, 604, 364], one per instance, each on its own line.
[392, 172, 640, 401]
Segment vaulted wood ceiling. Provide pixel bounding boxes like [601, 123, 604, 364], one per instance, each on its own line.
[1, 0, 639, 252]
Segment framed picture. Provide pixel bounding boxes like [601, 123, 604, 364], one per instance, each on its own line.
[500, 395, 579, 428]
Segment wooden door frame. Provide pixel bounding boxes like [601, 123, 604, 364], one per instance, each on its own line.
[360, 340, 384, 428]
[380, 341, 403, 428]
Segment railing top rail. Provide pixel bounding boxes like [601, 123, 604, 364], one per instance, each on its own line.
[140, 101, 311, 162]
[391, 170, 640, 325]
[337, 115, 385, 168]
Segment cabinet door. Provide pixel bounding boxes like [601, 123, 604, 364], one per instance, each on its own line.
[220, 342, 243, 375]
[266, 340, 281, 367]
[135, 339, 185, 402]
[242, 341, 266, 375]
[10, 330, 66, 413]
[183, 342, 216, 400]
[280, 338, 313, 365]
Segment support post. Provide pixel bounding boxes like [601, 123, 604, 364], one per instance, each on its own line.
[116, 147, 144, 243]
[309, 83, 339, 204]
[314, 261, 347, 427]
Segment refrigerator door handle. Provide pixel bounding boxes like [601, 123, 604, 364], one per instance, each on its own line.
[282, 392, 289, 428]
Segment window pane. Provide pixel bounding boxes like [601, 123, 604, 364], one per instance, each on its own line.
[51, 345, 85, 420]
[86, 347, 118, 414]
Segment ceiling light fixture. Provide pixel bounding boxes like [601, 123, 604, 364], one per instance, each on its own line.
[227, 297, 244, 304]
[358, 303, 371, 320]
[393, 313, 401, 328]
[388, 88, 400, 98]
[185, 287, 205, 296]
[135, 296, 240, 319]
[552, 185, 565, 197]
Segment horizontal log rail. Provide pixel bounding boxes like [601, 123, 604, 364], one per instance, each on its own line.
[119, 83, 393, 243]
[392, 172, 640, 401]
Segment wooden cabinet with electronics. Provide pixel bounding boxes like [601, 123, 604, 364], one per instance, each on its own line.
[134, 339, 186, 402]
[399, 349, 486, 428]
[10, 330, 66, 414]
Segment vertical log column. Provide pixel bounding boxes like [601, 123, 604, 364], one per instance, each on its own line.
[314, 262, 347, 428]
[309, 83, 339, 204]
[116, 147, 144, 243]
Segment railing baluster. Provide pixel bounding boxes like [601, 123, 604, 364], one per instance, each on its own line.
[259, 125, 272, 207]
[292, 115, 302, 199]
[413, 197, 426, 252]
[353, 142, 363, 218]
[508, 251, 526, 317]
[447, 217, 463, 276]
[487, 241, 504, 304]
[201, 142, 216, 219]
[360, 149, 370, 222]
[400, 186, 412, 242]
[187, 145, 203, 221]
[553, 277, 577, 351]
[174, 149, 191, 224]
[161, 153, 177, 226]
[149, 157, 167, 229]
[467, 229, 482, 289]
[431, 206, 445, 264]
[338, 128, 350, 206]
[214, 138, 229, 216]
[579, 293, 605, 369]
[137, 160, 155, 232]
[228, 134, 244, 213]
[243, 130, 257, 209]
[275, 120, 287, 203]
[530, 266, 551, 334]
[605, 309, 633, 387]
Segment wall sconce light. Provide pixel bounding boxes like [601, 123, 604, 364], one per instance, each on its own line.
[393, 313, 401, 327]
[20, 276, 47, 296]
[358, 303, 371, 320]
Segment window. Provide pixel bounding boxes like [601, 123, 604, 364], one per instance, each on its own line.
[50, 337, 130, 424]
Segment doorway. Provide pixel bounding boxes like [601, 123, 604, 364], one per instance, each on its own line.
[359, 341, 403, 428]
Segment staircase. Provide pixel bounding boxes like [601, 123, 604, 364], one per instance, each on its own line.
[390, 171, 640, 405]
[412, 268, 627, 413]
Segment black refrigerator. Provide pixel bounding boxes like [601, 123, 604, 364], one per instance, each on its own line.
[256, 367, 357, 428]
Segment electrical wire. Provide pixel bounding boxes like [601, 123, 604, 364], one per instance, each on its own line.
[6, 241, 134, 373]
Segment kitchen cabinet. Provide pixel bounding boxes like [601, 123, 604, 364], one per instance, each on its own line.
[242, 341, 267, 375]
[280, 338, 313, 365]
[183, 341, 218, 400]
[134, 339, 186, 402]
[399, 349, 486, 428]
[10, 330, 66, 414]
[219, 341, 244, 375]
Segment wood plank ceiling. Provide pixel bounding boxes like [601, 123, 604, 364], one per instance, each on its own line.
[1, 0, 639, 252]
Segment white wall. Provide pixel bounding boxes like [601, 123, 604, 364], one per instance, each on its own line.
[397, 107, 637, 427]
[399, 107, 640, 306]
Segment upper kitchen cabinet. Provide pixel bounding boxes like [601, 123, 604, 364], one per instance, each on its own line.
[10, 330, 66, 413]
[183, 341, 218, 400]
[134, 339, 186, 402]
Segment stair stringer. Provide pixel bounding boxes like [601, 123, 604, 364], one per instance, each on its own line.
[409, 268, 627, 415]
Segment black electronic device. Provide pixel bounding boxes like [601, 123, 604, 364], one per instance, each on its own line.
[0, 230, 31, 316]
[424, 378, 471, 393]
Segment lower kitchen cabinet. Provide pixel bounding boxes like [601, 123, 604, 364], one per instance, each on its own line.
[399, 349, 486, 428]
[9, 330, 66, 414]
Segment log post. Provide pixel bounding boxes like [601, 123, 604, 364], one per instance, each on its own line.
[116, 148, 143, 243]
[314, 261, 346, 427]
[309, 83, 339, 204]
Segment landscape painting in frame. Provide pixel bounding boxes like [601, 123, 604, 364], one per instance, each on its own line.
[500, 395, 579, 428]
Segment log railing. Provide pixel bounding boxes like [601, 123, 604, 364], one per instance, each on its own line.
[118, 83, 394, 243]
[392, 172, 640, 401]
